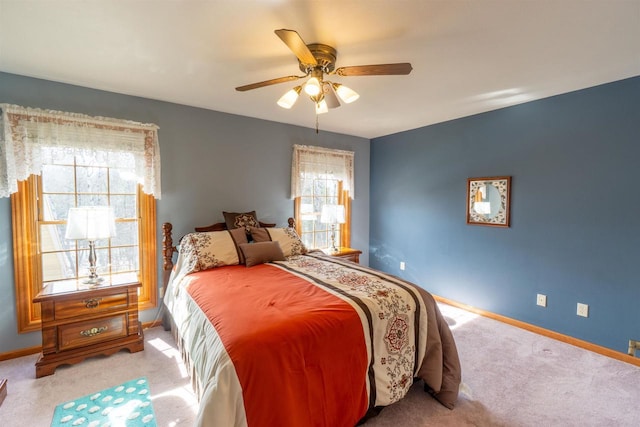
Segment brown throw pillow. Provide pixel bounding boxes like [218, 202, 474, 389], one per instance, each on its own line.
[248, 226, 271, 242]
[227, 227, 249, 264]
[223, 211, 260, 233]
[249, 226, 307, 257]
[239, 242, 286, 267]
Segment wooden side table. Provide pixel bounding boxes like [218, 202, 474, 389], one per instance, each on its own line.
[325, 247, 362, 263]
[33, 278, 144, 378]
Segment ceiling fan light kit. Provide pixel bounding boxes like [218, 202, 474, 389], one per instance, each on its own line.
[236, 29, 412, 124]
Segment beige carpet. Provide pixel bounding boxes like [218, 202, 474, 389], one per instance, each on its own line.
[1, 303, 638, 426]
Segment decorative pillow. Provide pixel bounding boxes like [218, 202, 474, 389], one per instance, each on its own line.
[248, 226, 270, 243]
[249, 227, 308, 257]
[179, 229, 247, 273]
[223, 211, 260, 233]
[239, 241, 286, 267]
[228, 227, 249, 264]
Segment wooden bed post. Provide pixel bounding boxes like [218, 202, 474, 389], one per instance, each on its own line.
[162, 222, 176, 296]
[161, 222, 177, 331]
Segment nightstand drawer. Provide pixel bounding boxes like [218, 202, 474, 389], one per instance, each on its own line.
[55, 293, 128, 320]
[58, 315, 127, 351]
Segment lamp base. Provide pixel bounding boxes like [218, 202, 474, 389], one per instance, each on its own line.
[82, 276, 104, 285]
[83, 239, 105, 286]
[329, 224, 339, 253]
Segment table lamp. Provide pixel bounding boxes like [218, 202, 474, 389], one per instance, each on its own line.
[65, 206, 116, 284]
[320, 204, 345, 253]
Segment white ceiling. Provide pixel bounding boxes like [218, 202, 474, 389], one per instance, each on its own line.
[1, 0, 639, 139]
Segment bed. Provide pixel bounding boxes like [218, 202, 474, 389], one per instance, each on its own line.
[161, 217, 461, 426]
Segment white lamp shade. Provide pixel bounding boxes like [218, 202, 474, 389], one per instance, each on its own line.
[65, 206, 117, 240]
[315, 99, 329, 114]
[322, 82, 341, 108]
[334, 84, 360, 104]
[304, 77, 321, 96]
[320, 204, 346, 224]
[277, 86, 301, 109]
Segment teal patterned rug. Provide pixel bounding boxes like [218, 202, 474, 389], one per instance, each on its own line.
[51, 377, 156, 426]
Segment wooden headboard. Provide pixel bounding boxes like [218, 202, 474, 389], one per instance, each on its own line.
[161, 218, 296, 296]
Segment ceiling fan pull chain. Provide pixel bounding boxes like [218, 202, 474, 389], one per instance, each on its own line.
[315, 114, 319, 134]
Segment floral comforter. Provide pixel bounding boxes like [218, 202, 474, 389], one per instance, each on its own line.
[164, 252, 461, 426]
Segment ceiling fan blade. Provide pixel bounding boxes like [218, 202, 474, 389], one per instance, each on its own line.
[323, 82, 341, 109]
[334, 63, 413, 76]
[275, 29, 318, 66]
[235, 75, 302, 92]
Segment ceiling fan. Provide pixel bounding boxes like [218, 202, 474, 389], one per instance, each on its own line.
[236, 29, 413, 115]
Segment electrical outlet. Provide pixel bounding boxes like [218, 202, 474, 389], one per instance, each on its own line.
[536, 294, 547, 307]
[400, 261, 405, 271]
[628, 340, 640, 356]
[577, 302, 589, 317]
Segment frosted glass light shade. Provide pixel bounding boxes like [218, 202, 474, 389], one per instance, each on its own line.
[277, 86, 301, 109]
[304, 77, 321, 96]
[320, 204, 346, 224]
[65, 206, 116, 240]
[315, 99, 329, 114]
[322, 82, 341, 108]
[334, 84, 360, 104]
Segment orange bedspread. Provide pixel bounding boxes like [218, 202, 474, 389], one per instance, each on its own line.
[186, 264, 370, 426]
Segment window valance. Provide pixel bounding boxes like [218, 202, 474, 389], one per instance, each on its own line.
[291, 144, 354, 199]
[0, 104, 161, 198]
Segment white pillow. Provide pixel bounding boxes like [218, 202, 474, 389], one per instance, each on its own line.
[179, 230, 245, 272]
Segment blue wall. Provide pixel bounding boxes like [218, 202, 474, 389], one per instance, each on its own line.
[0, 72, 370, 354]
[2, 70, 638, 357]
[370, 76, 640, 354]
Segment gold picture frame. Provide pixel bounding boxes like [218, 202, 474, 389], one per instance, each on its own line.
[466, 176, 511, 227]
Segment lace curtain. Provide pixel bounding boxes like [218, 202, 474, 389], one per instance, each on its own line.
[291, 144, 354, 199]
[0, 104, 161, 198]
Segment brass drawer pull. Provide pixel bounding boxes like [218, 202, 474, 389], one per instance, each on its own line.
[80, 326, 108, 337]
[84, 298, 102, 309]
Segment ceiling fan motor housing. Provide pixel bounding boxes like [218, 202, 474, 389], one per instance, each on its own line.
[299, 43, 337, 74]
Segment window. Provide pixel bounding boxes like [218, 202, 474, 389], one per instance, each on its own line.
[12, 161, 157, 333]
[291, 145, 354, 250]
[2, 104, 160, 333]
[40, 155, 139, 282]
[294, 175, 351, 250]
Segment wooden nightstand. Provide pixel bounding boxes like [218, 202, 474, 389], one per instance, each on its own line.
[325, 247, 362, 263]
[33, 277, 144, 378]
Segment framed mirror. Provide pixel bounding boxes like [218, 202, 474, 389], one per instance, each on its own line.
[466, 176, 511, 227]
